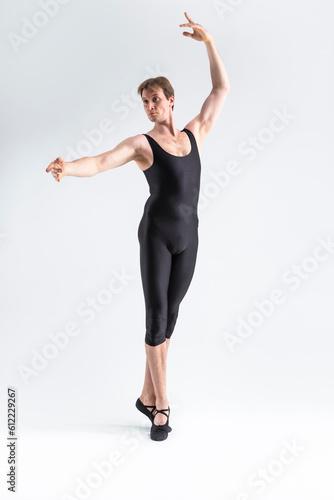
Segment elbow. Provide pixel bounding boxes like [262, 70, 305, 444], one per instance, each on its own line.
[221, 85, 231, 92]
[212, 85, 231, 94]
[94, 156, 103, 175]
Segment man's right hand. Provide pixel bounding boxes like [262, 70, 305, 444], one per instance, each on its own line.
[46, 157, 67, 182]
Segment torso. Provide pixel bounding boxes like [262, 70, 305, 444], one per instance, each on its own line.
[137, 126, 201, 254]
[135, 125, 202, 171]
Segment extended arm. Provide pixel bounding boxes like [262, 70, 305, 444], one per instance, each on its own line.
[180, 12, 231, 139]
[46, 136, 142, 182]
[197, 39, 230, 134]
[205, 38, 230, 91]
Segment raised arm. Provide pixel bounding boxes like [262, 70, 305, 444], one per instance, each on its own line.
[46, 136, 142, 182]
[180, 12, 231, 141]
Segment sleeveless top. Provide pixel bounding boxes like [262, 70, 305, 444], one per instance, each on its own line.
[140, 128, 201, 228]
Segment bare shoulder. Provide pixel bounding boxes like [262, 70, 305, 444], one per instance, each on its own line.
[94, 133, 150, 173]
[131, 133, 152, 171]
[123, 132, 150, 158]
[183, 117, 204, 154]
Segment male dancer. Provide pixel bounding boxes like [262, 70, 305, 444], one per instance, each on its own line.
[46, 12, 230, 441]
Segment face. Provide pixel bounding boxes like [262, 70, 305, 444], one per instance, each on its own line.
[141, 87, 174, 121]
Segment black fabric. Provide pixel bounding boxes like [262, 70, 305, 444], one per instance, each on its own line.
[138, 128, 201, 346]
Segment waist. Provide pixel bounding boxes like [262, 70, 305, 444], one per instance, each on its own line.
[144, 196, 198, 218]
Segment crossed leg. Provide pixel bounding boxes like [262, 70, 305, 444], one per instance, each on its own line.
[139, 230, 198, 426]
[140, 338, 170, 425]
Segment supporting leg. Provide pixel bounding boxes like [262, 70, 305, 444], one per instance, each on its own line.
[145, 340, 169, 425]
[137, 234, 174, 426]
[140, 338, 170, 425]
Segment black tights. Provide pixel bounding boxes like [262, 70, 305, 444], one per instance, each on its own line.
[138, 222, 198, 346]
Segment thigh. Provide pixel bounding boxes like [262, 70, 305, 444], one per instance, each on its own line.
[167, 230, 199, 311]
[139, 229, 172, 317]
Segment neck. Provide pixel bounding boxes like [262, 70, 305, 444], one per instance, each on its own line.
[151, 112, 179, 137]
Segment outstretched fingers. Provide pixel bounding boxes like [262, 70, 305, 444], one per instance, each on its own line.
[184, 11, 194, 23]
[179, 11, 196, 27]
[179, 21, 198, 27]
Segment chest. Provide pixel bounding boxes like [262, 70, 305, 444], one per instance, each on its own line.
[148, 133, 192, 157]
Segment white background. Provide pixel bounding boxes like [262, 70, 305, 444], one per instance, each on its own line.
[0, 0, 333, 499]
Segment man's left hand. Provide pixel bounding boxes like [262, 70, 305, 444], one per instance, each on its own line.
[179, 12, 213, 43]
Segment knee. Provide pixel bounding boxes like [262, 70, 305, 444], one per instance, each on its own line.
[145, 317, 167, 346]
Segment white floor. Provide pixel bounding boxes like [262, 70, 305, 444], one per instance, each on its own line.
[1, 407, 333, 500]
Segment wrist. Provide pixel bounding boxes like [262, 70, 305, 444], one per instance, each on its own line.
[64, 162, 73, 176]
[204, 35, 214, 46]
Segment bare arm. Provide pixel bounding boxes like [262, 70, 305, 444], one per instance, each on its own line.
[205, 37, 230, 91]
[180, 12, 231, 139]
[66, 156, 98, 177]
[46, 136, 141, 182]
[95, 136, 142, 174]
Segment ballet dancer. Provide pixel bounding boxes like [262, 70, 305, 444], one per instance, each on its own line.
[46, 12, 230, 441]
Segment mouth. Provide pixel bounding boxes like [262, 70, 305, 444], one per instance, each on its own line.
[149, 112, 156, 115]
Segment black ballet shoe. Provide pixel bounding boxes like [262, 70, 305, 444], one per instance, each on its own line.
[135, 397, 156, 423]
[136, 398, 172, 432]
[150, 406, 171, 441]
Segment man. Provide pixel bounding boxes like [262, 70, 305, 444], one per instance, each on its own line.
[46, 12, 230, 441]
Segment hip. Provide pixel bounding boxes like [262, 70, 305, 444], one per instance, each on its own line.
[138, 214, 198, 249]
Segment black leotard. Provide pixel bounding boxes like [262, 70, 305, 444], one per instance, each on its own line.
[138, 128, 201, 346]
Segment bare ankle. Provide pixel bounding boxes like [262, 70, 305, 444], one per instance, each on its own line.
[155, 398, 169, 408]
[140, 392, 156, 403]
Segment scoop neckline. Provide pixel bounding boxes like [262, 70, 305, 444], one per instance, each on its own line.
[144, 128, 192, 158]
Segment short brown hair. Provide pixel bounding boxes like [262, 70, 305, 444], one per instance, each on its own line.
[137, 76, 175, 111]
